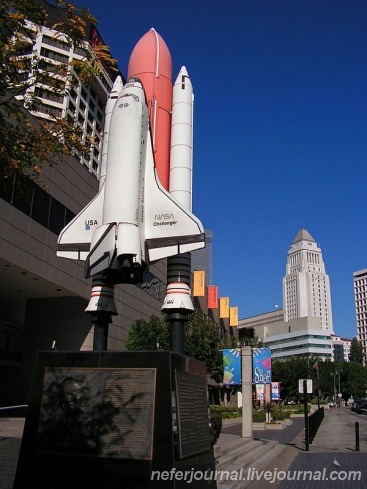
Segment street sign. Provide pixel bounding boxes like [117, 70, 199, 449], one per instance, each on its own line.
[298, 379, 313, 394]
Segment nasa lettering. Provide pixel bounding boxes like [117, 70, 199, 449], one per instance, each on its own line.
[153, 213, 177, 227]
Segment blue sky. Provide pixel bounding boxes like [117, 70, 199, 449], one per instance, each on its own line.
[81, 0, 366, 340]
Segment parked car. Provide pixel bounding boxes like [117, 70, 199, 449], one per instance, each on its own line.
[351, 400, 360, 412]
[356, 400, 367, 414]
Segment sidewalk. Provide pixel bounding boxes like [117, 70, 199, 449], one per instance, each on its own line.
[0, 418, 24, 489]
[2, 409, 367, 489]
[246, 408, 367, 489]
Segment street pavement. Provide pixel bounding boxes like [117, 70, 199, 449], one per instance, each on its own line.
[0, 418, 23, 489]
[2, 408, 367, 488]
[241, 407, 367, 489]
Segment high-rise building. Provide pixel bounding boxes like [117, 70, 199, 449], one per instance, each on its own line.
[353, 268, 367, 354]
[282, 228, 333, 333]
[330, 334, 352, 362]
[238, 229, 334, 360]
[15, 0, 123, 177]
[0, 2, 165, 407]
[191, 229, 213, 285]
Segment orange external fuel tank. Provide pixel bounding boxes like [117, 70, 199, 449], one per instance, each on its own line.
[127, 28, 172, 190]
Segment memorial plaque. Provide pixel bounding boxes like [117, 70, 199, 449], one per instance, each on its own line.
[175, 370, 211, 459]
[37, 367, 156, 459]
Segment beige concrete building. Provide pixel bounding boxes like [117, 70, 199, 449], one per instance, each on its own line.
[0, 152, 168, 406]
[354, 268, 367, 355]
[0, 2, 166, 406]
[283, 229, 333, 332]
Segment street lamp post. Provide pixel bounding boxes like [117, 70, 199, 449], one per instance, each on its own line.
[331, 371, 341, 407]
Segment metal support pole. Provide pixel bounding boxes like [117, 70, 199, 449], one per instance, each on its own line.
[167, 311, 187, 355]
[355, 422, 360, 452]
[86, 275, 117, 352]
[92, 318, 109, 351]
[164, 253, 193, 354]
[241, 345, 253, 438]
[304, 379, 309, 451]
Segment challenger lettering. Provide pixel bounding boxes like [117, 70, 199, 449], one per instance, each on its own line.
[153, 213, 177, 227]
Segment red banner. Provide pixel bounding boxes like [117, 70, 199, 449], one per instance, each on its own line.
[207, 285, 218, 309]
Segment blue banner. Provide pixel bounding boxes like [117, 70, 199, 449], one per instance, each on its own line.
[271, 382, 280, 400]
[252, 348, 272, 384]
[222, 349, 241, 385]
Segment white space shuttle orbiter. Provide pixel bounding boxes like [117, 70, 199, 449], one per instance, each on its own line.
[56, 77, 205, 284]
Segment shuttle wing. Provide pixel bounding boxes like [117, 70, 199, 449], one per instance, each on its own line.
[56, 184, 105, 260]
[143, 132, 205, 262]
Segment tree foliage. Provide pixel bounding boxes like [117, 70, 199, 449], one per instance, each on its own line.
[184, 313, 223, 383]
[125, 312, 224, 382]
[272, 356, 313, 402]
[272, 356, 367, 403]
[125, 315, 170, 351]
[349, 337, 365, 364]
[0, 0, 117, 181]
[340, 361, 367, 400]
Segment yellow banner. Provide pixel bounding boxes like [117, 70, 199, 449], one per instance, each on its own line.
[229, 306, 238, 327]
[193, 270, 205, 296]
[219, 297, 229, 318]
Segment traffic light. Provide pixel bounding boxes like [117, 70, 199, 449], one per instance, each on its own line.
[238, 327, 254, 344]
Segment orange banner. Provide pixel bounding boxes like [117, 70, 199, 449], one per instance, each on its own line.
[207, 286, 218, 309]
[193, 270, 205, 296]
[229, 306, 238, 327]
[219, 297, 229, 318]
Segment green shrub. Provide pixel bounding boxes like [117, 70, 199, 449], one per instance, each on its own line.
[253, 411, 266, 422]
[293, 407, 309, 414]
[270, 406, 290, 421]
[209, 406, 241, 419]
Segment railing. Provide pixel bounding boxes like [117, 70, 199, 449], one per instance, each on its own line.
[308, 406, 324, 443]
[0, 405, 28, 416]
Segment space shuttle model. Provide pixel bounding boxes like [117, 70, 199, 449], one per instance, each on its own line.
[57, 29, 204, 285]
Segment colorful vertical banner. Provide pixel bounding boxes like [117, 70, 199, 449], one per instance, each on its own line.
[193, 270, 205, 296]
[207, 286, 218, 309]
[252, 348, 272, 384]
[222, 349, 241, 385]
[271, 382, 280, 400]
[229, 307, 238, 327]
[219, 297, 229, 318]
[255, 384, 265, 400]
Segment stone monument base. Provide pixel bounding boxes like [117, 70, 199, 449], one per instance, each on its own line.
[14, 351, 216, 488]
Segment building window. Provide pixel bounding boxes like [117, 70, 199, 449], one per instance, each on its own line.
[0, 173, 76, 235]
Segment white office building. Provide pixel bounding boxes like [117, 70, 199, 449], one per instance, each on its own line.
[260, 317, 332, 361]
[282, 229, 333, 332]
[354, 268, 367, 355]
[238, 229, 334, 360]
[330, 334, 352, 362]
[15, 0, 120, 177]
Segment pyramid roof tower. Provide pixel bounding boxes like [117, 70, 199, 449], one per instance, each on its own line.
[293, 228, 315, 244]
